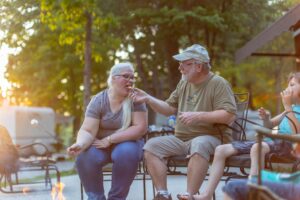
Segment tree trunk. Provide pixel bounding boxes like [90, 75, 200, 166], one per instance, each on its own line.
[83, 11, 92, 111]
[163, 39, 180, 92]
[275, 60, 282, 115]
[293, 22, 300, 71]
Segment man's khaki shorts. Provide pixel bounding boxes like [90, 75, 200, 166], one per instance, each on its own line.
[143, 135, 221, 161]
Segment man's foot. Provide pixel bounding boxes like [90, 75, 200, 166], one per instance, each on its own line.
[193, 193, 211, 200]
[154, 193, 172, 200]
[177, 193, 194, 200]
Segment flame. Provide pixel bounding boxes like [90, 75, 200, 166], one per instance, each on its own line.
[51, 182, 66, 200]
[22, 187, 30, 194]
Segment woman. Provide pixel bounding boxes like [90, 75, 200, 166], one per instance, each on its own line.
[67, 62, 148, 200]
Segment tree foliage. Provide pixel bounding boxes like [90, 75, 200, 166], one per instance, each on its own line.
[0, 0, 299, 133]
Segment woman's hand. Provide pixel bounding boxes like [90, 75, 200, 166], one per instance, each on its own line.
[67, 143, 84, 156]
[129, 88, 150, 104]
[92, 138, 111, 149]
[281, 88, 293, 112]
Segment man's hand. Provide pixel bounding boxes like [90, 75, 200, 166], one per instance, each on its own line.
[92, 138, 111, 149]
[67, 143, 84, 156]
[129, 88, 150, 104]
[178, 112, 201, 125]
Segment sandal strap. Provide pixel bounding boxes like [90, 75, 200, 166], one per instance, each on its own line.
[177, 193, 194, 200]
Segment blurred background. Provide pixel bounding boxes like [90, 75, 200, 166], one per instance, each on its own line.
[0, 0, 299, 151]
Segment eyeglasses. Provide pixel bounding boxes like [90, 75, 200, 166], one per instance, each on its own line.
[179, 61, 201, 67]
[115, 74, 135, 81]
[179, 61, 200, 67]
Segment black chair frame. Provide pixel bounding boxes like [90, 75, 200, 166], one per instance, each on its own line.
[0, 142, 61, 193]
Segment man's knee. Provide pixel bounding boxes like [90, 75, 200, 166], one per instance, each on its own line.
[191, 141, 217, 161]
[144, 137, 162, 150]
[144, 150, 157, 161]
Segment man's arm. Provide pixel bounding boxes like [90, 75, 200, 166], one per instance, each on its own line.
[130, 88, 177, 116]
[146, 95, 177, 116]
[179, 110, 236, 126]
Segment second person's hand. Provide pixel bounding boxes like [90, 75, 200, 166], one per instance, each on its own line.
[258, 107, 270, 120]
[129, 88, 150, 104]
[281, 88, 293, 111]
[67, 143, 84, 156]
[92, 138, 111, 149]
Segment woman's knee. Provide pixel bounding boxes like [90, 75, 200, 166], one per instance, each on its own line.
[112, 141, 142, 162]
[76, 147, 108, 168]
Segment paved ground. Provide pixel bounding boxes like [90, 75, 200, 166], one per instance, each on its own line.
[0, 160, 226, 200]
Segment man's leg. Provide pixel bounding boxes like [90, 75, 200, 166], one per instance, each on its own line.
[186, 153, 209, 195]
[144, 150, 168, 190]
[186, 135, 221, 196]
[144, 135, 186, 198]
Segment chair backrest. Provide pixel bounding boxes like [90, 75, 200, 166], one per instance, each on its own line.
[232, 92, 250, 141]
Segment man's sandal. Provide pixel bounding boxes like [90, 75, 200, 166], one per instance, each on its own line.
[177, 193, 195, 200]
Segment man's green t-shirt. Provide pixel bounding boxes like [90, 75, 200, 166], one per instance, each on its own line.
[166, 73, 237, 143]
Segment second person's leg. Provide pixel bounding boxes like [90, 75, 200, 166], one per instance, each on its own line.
[249, 142, 270, 176]
[193, 144, 238, 200]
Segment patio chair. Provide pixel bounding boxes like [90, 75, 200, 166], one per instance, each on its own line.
[165, 92, 250, 176]
[0, 125, 61, 193]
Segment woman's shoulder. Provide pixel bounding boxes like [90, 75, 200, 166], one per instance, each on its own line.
[91, 89, 108, 102]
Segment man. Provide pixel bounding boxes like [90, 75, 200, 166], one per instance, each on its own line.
[130, 44, 237, 200]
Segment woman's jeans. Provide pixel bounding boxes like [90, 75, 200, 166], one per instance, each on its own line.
[76, 139, 144, 200]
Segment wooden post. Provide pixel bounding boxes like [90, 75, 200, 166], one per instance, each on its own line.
[257, 132, 262, 185]
[293, 21, 300, 71]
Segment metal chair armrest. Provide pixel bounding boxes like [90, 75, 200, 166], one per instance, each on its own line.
[19, 142, 51, 157]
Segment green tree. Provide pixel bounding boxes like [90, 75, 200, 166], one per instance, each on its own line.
[40, 0, 120, 109]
